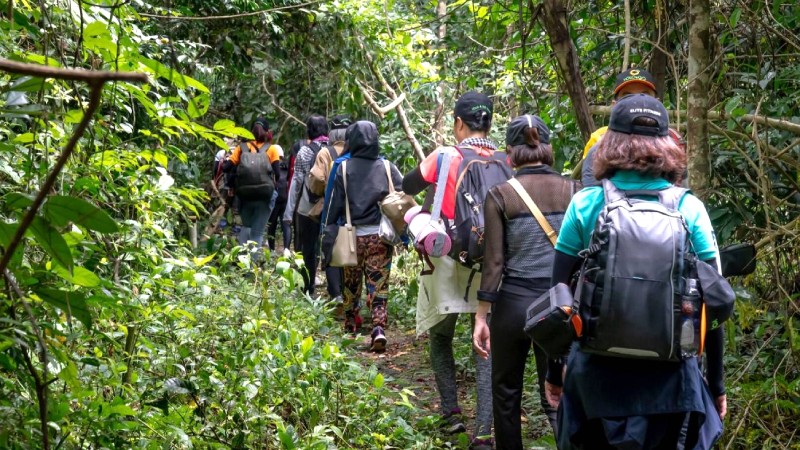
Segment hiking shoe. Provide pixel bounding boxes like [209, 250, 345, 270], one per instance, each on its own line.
[370, 326, 387, 352]
[440, 409, 466, 434]
[282, 248, 292, 258]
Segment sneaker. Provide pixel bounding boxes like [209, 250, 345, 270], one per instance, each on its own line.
[440, 409, 466, 434]
[370, 326, 387, 352]
[218, 218, 228, 229]
[231, 225, 242, 234]
[282, 248, 292, 258]
[469, 438, 493, 450]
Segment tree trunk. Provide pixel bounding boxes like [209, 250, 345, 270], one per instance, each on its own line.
[540, 0, 594, 141]
[432, 0, 448, 148]
[649, 1, 669, 99]
[687, 0, 711, 197]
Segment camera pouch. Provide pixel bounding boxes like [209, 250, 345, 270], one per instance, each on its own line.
[523, 283, 582, 358]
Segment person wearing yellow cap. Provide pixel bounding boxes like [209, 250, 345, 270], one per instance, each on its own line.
[579, 68, 658, 187]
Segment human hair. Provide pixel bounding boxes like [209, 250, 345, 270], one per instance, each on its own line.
[593, 118, 686, 183]
[329, 127, 347, 143]
[251, 123, 272, 143]
[306, 115, 329, 140]
[459, 115, 492, 133]
[291, 139, 304, 156]
[507, 126, 553, 167]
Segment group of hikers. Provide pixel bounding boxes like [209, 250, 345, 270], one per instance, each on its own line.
[211, 68, 733, 450]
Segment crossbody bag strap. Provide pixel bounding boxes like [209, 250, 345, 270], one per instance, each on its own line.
[382, 159, 395, 193]
[507, 177, 558, 246]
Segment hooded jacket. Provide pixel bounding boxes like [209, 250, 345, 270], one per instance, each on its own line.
[325, 121, 403, 227]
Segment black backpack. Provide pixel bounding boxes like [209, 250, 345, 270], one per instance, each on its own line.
[236, 143, 275, 200]
[448, 146, 513, 268]
[576, 180, 693, 361]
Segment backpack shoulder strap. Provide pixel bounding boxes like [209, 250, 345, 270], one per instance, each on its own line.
[342, 161, 352, 227]
[601, 179, 627, 204]
[240, 142, 250, 154]
[507, 178, 558, 246]
[657, 186, 690, 211]
[257, 142, 270, 154]
[430, 149, 454, 222]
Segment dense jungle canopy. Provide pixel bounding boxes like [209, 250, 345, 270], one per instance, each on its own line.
[0, 0, 799, 448]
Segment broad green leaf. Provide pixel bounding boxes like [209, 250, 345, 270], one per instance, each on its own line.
[83, 22, 117, 55]
[0, 222, 23, 268]
[300, 336, 314, 354]
[193, 253, 215, 267]
[35, 288, 92, 328]
[13, 133, 35, 144]
[43, 196, 119, 233]
[213, 119, 236, 131]
[22, 53, 62, 67]
[153, 151, 169, 168]
[373, 372, 385, 389]
[4, 193, 34, 210]
[187, 93, 210, 118]
[53, 264, 101, 287]
[29, 217, 73, 274]
[10, 76, 47, 92]
[139, 57, 209, 93]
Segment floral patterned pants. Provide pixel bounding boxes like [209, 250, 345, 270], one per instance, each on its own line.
[343, 234, 393, 328]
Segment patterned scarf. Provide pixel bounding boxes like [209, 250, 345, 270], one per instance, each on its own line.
[458, 137, 498, 151]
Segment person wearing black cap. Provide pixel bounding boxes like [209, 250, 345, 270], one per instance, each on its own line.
[471, 115, 579, 448]
[548, 94, 727, 449]
[402, 91, 508, 450]
[224, 118, 281, 253]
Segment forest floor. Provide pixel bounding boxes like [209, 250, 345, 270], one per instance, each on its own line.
[352, 323, 557, 449]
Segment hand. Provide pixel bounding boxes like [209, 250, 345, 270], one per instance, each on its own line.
[283, 219, 292, 226]
[472, 316, 491, 359]
[715, 394, 727, 419]
[545, 381, 563, 408]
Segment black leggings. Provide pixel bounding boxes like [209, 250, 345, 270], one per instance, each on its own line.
[491, 285, 557, 450]
[295, 214, 319, 295]
[267, 200, 290, 250]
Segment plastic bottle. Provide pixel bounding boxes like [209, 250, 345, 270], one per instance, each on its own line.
[680, 278, 700, 356]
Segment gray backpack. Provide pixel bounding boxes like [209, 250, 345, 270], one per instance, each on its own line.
[576, 179, 692, 361]
[236, 143, 274, 200]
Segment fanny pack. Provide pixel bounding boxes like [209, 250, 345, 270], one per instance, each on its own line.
[524, 283, 583, 357]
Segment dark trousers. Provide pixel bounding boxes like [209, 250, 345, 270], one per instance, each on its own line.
[267, 200, 290, 250]
[491, 286, 557, 450]
[326, 266, 342, 298]
[296, 214, 319, 295]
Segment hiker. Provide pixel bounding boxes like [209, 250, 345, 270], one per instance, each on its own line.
[267, 145, 291, 256]
[580, 68, 689, 187]
[472, 115, 579, 449]
[223, 118, 281, 252]
[284, 115, 330, 295]
[548, 94, 726, 449]
[324, 121, 403, 352]
[309, 114, 353, 304]
[402, 91, 511, 449]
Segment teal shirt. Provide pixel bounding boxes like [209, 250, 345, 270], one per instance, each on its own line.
[555, 170, 719, 261]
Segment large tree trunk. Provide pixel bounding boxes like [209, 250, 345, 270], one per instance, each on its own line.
[687, 0, 711, 197]
[540, 0, 594, 141]
[649, 1, 669, 99]
[432, 0, 448, 148]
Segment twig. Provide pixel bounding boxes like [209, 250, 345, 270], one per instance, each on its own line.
[622, 0, 631, 70]
[137, 0, 324, 21]
[0, 60, 147, 276]
[5, 269, 50, 450]
[589, 105, 800, 135]
[355, 37, 426, 161]
[260, 75, 305, 126]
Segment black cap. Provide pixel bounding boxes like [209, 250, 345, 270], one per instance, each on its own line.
[506, 114, 550, 146]
[253, 117, 270, 130]
[608, 94, 669, 137]
[454, 91, 493, 122]
[329, 114, 353, 130]
[696, 260, 736, 330]
[613, 68, 657, 97]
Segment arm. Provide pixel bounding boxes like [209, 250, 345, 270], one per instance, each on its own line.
[402, 166, 429, 196]
[700, 257, 726, 417]
[477, 190, 505, 303]
[283, 146, 312, 222]
[271, 161, 281, 185]
[325, 166, 346, 226]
